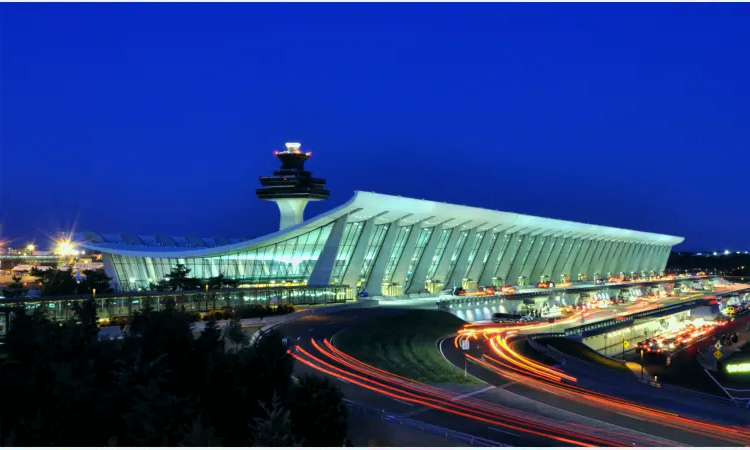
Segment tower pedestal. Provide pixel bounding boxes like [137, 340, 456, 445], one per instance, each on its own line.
[275, 198, 312, 231]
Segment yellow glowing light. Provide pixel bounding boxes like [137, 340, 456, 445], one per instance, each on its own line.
[27, 244, 35, 251]
[285, 142, 301, 152]
[56, 240, 75, 256]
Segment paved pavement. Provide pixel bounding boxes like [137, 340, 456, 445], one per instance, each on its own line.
[273, 288, 750, 447]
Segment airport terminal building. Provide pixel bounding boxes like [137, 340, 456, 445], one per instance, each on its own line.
[76, 143, 684, 298]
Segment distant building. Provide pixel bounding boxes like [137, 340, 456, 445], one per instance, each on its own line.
[77, 143, 684, 295]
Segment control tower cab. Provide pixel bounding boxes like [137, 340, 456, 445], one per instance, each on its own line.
[256, 142, 330, 230]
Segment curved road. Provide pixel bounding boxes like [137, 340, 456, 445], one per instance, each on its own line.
[276, 291, 750, 447]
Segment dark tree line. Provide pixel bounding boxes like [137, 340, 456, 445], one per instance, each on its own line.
[0, 299, 348, 446]
[148, 264, 238, 292]
[667, 252, 750, 277]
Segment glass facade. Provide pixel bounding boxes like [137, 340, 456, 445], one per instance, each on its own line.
[425, 229, 452, 282]
[0, 285, 352, 322]
[358, 224, 390, 286]
[402, 227, 434, 289]
[462, 231, 486, 279]
[111, 223, 334, 291]
[443, 230, 469, 283]
[382, 226, 413, 284]
[329, 222, 365, 284]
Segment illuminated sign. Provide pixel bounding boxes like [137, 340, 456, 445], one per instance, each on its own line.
[726, 363, 750, 374]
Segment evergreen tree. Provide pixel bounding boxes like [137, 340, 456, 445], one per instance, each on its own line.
[290, 373, 349, 447]
[2, 275, 28, 298]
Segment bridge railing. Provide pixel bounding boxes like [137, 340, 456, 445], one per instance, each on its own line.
[342, 399, 510, 447]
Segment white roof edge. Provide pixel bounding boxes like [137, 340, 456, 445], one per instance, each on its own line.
[78, 190, 684, 256]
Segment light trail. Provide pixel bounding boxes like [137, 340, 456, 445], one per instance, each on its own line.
[292, 341, 613, 446]
[460, 308, 750, 446]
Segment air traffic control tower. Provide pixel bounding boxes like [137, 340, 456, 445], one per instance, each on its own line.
[256, 142, 330, 230]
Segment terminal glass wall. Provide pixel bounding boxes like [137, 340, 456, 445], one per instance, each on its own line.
[329, 222, 365, 284]
[111, 223, 334, 291]
[1, 285, 352, 322]
[358, 224, 390, 287]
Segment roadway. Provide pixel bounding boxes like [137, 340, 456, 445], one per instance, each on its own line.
[278, 309, 678, 446]
[277, 287, 750, 447]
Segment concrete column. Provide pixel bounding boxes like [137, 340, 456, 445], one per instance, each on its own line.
[656, 246, 672, 273]
[308, 215, 349, 285]
[648, 245, 668, 273]
[467, 231, 498, 282]
[621, 242, 641, 276]
[608, 241, 628, 275]
[505, 233, 534, 283]
[341, 217, 377, 287]
[549, 237, 572, 279]
[448, 229, 481, 287]
[640, 244, 659, 274]
[432, 226, 467, 284]
[478, 232, 512, 286]
[630, 244, 650, 274]
[390, 225, 426, 286]
[274, 198, 311, 231]
[556, 236, 580, 279]
[102, 253, 120, 290]
[495, 232, 526, 284]
[579, 238, 604, 279]
[639, 244, 658, 273]
[592, 240, 615, 276]
[570, 237, 595, 280]
[363, 221, 402, 296]
[405, 224, 445, 294]
[531, 235, 558, 282]
[519, 233, 548, 280]
[604, 241, 626, 275]
[544, 236, 568, 281]
[623, 243, 643, 274]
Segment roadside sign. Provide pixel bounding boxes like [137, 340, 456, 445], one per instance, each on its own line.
[714, 350, 724, 360]
[623, 340, 630, 348]
[715, 341, 723, 350]
[461, 339, 470, 351]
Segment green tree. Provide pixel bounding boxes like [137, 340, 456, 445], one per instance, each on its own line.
[30, 267, 78, 296]
[248, 392, 303, 446]
[0, 298, 345, 447]
[290, 374, 349, 447]
[2, 275, 28, 298]
[207, 274, 238, 290]
[78, 269, 114, 294]
[151, 264, 203, 291]
[225, 318, 249, 353]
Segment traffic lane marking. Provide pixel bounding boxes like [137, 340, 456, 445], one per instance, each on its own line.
[488, 426, 521, 437]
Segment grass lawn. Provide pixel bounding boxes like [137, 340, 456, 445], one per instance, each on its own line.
[540, 337, 631, 373]
[335, 309, 481, 385]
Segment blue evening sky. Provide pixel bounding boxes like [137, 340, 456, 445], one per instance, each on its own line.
[1, 3, 748, 251]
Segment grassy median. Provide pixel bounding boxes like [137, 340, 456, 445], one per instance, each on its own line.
[334, 309, 480, 385]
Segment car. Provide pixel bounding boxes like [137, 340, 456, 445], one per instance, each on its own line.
[500, 285, 516, 294]
[480, 286, 496, 295]
[452, 287, 467, 296]
[492, 313, 522, 323]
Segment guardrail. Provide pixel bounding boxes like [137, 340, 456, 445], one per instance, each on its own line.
[342, 399, 510, 447]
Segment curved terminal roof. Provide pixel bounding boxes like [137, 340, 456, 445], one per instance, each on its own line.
[75, 191, 684, 258]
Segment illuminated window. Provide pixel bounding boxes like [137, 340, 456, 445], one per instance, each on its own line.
[425, 229, 453, 281]
[358, 224, 390, 286]
[382, 226, 413, 283]
[329, 222, 365, 283]
[403, 227, 434, 289]
[444, 230, 469, 283]
[462, 231, 486, 279]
